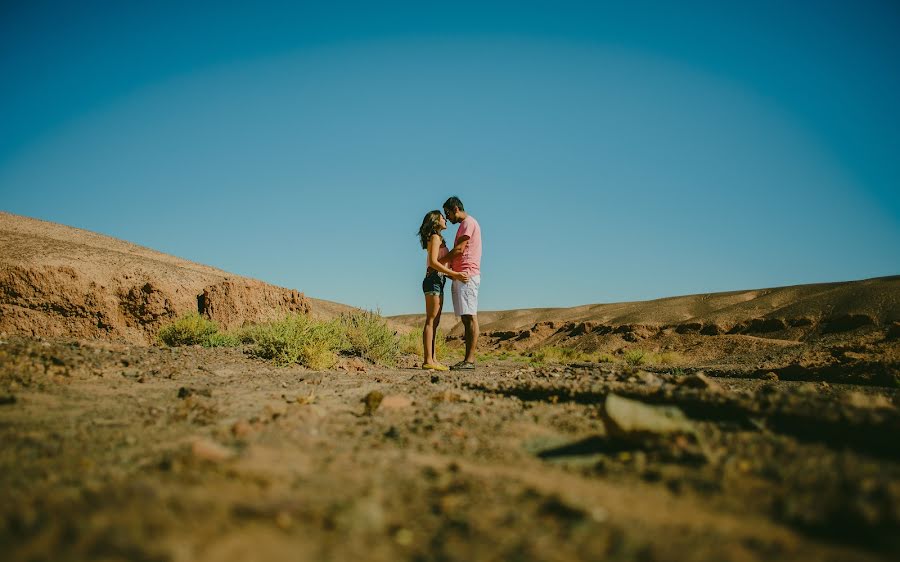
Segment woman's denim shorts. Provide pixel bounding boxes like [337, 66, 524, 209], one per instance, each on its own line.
[422, 271, 446, 296]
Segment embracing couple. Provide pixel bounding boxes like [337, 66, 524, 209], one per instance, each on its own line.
[417, 196, 482, 372]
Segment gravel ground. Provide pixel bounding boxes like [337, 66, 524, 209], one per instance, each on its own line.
[1, 335, 898, 562]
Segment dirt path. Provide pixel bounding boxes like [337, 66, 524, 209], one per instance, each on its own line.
[1, 336, 898, 561]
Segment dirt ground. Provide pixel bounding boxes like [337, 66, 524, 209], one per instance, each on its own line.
[1, 335, 899, 562]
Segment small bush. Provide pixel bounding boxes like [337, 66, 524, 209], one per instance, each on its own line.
[157, 313, 219, 347]
[623, 349, 646, 366]
[339, 310, 400, 366]
[248, 314, 344, 369]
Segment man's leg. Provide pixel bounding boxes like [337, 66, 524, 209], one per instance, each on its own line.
[461, 314, 479, 364]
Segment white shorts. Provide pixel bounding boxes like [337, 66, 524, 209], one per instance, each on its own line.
[451, 275, 480, 316]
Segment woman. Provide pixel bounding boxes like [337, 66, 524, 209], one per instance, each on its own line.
[418, 210, 469, 371]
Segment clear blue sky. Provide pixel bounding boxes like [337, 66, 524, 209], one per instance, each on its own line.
[2, 0, 898, 315]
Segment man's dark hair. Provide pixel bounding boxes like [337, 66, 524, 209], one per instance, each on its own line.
[443, 196, 464, 212]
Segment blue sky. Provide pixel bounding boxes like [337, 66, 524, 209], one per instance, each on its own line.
[1, 0, 898, 315]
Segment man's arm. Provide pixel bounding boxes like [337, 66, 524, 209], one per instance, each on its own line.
[444, 236, 469, 262]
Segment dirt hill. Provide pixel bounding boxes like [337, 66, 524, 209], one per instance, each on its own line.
[0, 211, 356, 343]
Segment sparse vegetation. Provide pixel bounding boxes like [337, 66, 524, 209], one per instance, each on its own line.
[399, 327, 449, 358]
[338, 310, 400, 366]
[623, 349, 647, 366]
[247, 314, 345, 369]
[475, 350, 529, 363]
[158, 310, 403, 369]
[156, 313, 220, 347]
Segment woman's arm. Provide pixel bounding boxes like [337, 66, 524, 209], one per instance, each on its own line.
[428, 235, 467, 280]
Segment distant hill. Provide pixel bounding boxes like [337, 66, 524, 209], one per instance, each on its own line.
[391, 276, 900, 353]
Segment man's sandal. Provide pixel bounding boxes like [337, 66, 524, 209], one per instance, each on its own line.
[449, 361, 475, 370]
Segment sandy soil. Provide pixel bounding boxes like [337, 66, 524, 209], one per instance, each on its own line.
[2, 335, 898, 562]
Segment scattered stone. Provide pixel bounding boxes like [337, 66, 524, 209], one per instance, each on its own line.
[762, 372, 779, 381]
[796, 383, 818, 395]
[636, 371, 663, 387]
[601, 393, 693, 439]
[678, 373, 724, 393]
[362, 391, 384, 415]
[845, 391, 894, 410]
[292, 392, 316, 405]
[345, 358, 368, 372]
[887, 321, 900, 341]
[264, 401, 288, 419]
[190, 438, 234, 463]
[178, 387, 211, 399]
[380, 394, 413, 410]
[231, 420, 255, 438]
[431, 390, 473, 403]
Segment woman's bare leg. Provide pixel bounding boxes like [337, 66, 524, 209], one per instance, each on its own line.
[422, 294, 441, 365]
[432, 297, 443, 364]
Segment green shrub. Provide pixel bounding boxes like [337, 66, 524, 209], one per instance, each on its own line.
[157, 313, 220, 347]
[623, 349, 646, 366]
[338, 310, 400, 366]
[248, 314, 344, 369]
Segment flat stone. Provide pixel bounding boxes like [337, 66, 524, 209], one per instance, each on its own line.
[601, 393, 693, 438]
[191, 438, 234, 463]
[678, 373, 724, 393]
[380, 394, 413, 410]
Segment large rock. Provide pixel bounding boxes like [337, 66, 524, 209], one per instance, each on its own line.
[601, 394, 693, 439]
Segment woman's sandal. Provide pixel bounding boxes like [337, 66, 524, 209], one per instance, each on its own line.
[422, 363, 450, 371]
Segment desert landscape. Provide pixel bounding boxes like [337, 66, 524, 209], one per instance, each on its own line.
[1, 211, 899, 562]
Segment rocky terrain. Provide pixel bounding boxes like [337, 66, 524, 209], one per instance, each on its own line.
[1, 212, 898, 561]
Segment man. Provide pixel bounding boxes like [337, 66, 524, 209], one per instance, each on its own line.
[442, 196, 482, 370]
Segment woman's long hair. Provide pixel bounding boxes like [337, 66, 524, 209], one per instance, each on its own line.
[418, 210, 444, 249]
